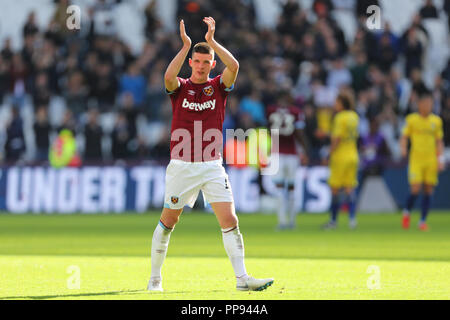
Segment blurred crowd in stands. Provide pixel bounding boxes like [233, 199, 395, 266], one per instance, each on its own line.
[0, 0, 449, 175]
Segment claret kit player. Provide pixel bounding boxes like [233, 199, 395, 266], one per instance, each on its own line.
[147, 17, 274, 292]
[267, 92, 308, 230]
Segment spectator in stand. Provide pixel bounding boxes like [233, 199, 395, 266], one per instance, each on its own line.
[5, 106, 26, 162]
[57, 109, 77, 134]
[32, 72, 51, 110]
[21, 33, 35, 72]
[89, 60, 117, 112]
[313, 0, 334, 19]
[144, 0, 161, 41]
[83, 108, 103, 161]
[1, 38, 13, 62]
[402, 26, 424, 78]
[111, 111, 131, 160]
[278, 0, 301, 31]
[239, 88, 266, 126]
[64, 71, 88, 117]
[326, 58, 352, 90]
[9, 53, 28, 107]
[119, 91, 139, 140]
[148, 126, 171, 161]
[351, 24, 378, 64]
[144, 72, 165, 122]
[376, 30, 399, 72]
[33, 38, 59, 93]
[23, 11, 39, 38]
[350, 51, 370, 93]
[33, 106, 51, 162]
[120, 62, 146, 107]
[0, 55, 10, 103]
[419, 0, 439, 19]
[299, 31, 325, 62]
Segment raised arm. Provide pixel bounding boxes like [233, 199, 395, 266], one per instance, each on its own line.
[164, 20, 191, 92]
[203, 17, 239, 88]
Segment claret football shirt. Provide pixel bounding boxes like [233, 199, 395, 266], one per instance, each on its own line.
[167, 75, 233, 162]
[266, 105, 305, 155]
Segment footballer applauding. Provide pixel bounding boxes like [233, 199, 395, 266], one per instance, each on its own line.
[400, 89, 445, 231]
[147, 17, 274, 292]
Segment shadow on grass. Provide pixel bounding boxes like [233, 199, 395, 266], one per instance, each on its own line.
[0, 289, 228, 300]
[0, 289, 145, 300]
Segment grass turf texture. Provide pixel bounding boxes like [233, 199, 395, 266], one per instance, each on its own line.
[0, 212, 449, 300]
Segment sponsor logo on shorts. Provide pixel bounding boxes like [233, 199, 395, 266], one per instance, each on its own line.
[203, 85, 214, 96]
[171, 196, 179, 204]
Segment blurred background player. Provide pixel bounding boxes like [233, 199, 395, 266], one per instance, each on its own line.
[323, 91, 359, 229]
[400, 88, 445, 231]
[267, 91, 308, 230]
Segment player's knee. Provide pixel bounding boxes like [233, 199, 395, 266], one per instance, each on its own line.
[424, 185, 434, 194]
[221, 213, 238, 229]
[160, 209, 182, 228]
[410, 185, 421, 194]
[161, 216, 178, 228]
[231, 215, 239, 226]
[225, 214, 238, 228]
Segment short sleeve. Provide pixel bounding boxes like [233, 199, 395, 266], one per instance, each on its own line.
[219, 75, 234, 93]
[165, 77, 185, 95]
[402, 116, 412, 137]
[331, 115, 344, 138]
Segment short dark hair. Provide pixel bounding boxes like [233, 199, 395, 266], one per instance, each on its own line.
[337, 90, 355, 110]
[416, 83, 432, 99]
[193, 42, 214, 56]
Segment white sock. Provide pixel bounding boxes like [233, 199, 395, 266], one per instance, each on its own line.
[287, 190, 297, 225]
[222, 226, 248, 279]
[276, 188, 288, 226]
[150, 221, 173, 279]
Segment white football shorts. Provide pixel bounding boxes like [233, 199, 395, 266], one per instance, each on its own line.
[270, 153, 300, 186]
[164, 158, 234, 210]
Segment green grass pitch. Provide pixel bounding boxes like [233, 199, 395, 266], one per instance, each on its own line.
[0, 211, 449, 300]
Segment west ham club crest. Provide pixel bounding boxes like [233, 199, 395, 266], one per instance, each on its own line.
[203, 85, 214, 96]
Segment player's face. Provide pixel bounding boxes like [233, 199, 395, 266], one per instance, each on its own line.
[189, 52, 216, 82]
[418, 96, 433, 116]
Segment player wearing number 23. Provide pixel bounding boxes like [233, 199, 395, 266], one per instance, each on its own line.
[266, 92, 308, 230]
